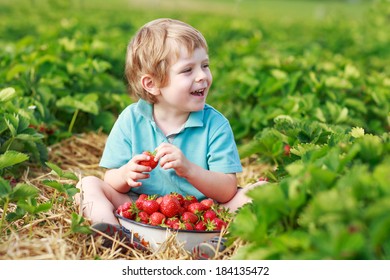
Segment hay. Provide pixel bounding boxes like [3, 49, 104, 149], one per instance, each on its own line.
[0, 132, 267, 260]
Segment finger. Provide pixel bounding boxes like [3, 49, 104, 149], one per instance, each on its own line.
[158, 153, 173, 167]
[135, 164, 152, 173]
[125, 163, 151, 174]
[131, 153, 151, 163]
[161, 161, 174, 170]
[125, 172, 149, 187]
[127, 180, 142, 188]
[154, 143, 174, 160]
[154, 149, 166, 162]
[129, 171, 150, 181]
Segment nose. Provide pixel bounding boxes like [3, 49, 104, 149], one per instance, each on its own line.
[195, 67, 209, 83]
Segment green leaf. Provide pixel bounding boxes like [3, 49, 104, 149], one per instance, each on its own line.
[5, 115, 17, 137]
[350, 127, 365, 138]
[45, 162, 64, 177]
[6, 64, 29, 81]
[17, 200, 36, 214]
[66, 187, 80, 198]
[0, 150, 29, 169]
[62, 171, 79, 181]
[92, 111, 116, 133]
[336, 107, 349, 124]
[230, 204, 263, 242]
[370, 215, 390, 247]
[42, 179, 66, 192]
[0, 87, 17, 103]
[297, 131, 311, 143]
[0, 178, 12, 198]
[15, 133, 44, 141]
[56, 94, 99, 115]
[11, 183, 39, 201]
[70, 212, 92, 234]
[34, 202, 52, 213]
[325, 76, 352, 89]
[45, 162, 78, 180]
[358, 134, 383, 164]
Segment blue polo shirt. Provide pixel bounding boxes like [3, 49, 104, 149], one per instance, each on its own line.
[99, 99, 242, 200]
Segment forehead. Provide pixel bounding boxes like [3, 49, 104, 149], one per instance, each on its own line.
[168, 40, 208, 63]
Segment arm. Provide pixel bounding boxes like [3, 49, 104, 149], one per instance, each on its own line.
[184, 165, 238, 203]
[154, 143, 238, 203]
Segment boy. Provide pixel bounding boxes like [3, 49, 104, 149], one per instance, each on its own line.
[76, 18, 257, 258]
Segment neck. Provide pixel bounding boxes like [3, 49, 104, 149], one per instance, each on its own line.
[153, 104, 189, 136]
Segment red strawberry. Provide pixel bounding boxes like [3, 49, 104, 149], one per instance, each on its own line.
[181, 211, 199, 224]
[212, 217, 227, 230]
[200, 198, 214, 210]
[179, 221, 194, 230]
[284, 144, 291, 156]
[121, 209, 133, 219]
[135, 194, 148, 210]
[121, 201, 132, 211]
[139, 151, 158, 169]
[187, 202, 206, 215]
[203, 209, 217, 221]
[143, 197, 160, 215]
[169, 192, 184, 206]
[194, 221, 207, 231]
[182, 195, 198, 210]
[178, 206, 186, 216]
[149, 212, 165, 226]
[170, 221, 181, 230]
[166, 217, 180, 228]
[117, 201, 138, 220]
[159, 194, 181, 218]
[136, 211, 150, 223]
[258, 177, 268, 182]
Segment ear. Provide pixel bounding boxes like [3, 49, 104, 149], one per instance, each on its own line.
[140, 75, 160, 96]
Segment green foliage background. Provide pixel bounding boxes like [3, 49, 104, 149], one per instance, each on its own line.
[0, 0, 389, 259]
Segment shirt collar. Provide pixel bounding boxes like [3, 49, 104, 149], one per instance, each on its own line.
[136, 99, 154, 121]
[136, 99, 204, 128]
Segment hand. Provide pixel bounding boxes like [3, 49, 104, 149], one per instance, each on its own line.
[120, 153, 154, 187]
[155, 143, 192, 178]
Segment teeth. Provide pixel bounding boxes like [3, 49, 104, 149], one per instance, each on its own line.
[192, 89, 204, 96]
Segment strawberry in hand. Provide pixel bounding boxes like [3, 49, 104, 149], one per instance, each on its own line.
[139, 151, 158, 170]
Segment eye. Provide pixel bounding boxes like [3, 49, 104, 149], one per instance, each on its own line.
[181, 68, 192, 73]
[202, 63, 210, 69]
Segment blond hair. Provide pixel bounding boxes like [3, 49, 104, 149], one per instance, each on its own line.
[125, 18, 208, 103]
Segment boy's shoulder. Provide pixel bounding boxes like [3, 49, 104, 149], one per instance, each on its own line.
[203, 104, 228, 122]
[120, 100, 152, 119]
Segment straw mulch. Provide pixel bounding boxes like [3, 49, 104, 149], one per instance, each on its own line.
[0, 132, 266, 260]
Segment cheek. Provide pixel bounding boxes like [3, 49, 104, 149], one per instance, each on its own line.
[208, 73, 213, 86]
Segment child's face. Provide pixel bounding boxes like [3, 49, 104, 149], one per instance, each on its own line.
[156, 47, 212, 114]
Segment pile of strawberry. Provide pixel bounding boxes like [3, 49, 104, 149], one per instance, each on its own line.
[116, 192, 232, 231]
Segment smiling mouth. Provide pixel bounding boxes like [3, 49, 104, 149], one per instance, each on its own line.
[190, 88, 205, 96]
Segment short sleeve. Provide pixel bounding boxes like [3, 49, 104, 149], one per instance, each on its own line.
[99, 110, 133, 169]
[207, 121, 243, 174]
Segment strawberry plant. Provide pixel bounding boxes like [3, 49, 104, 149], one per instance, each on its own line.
[0, 160, 90, 239]
[230, 124, 390, 259]
[0, 177, 46, 234]
[0, 87, 48, 179]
